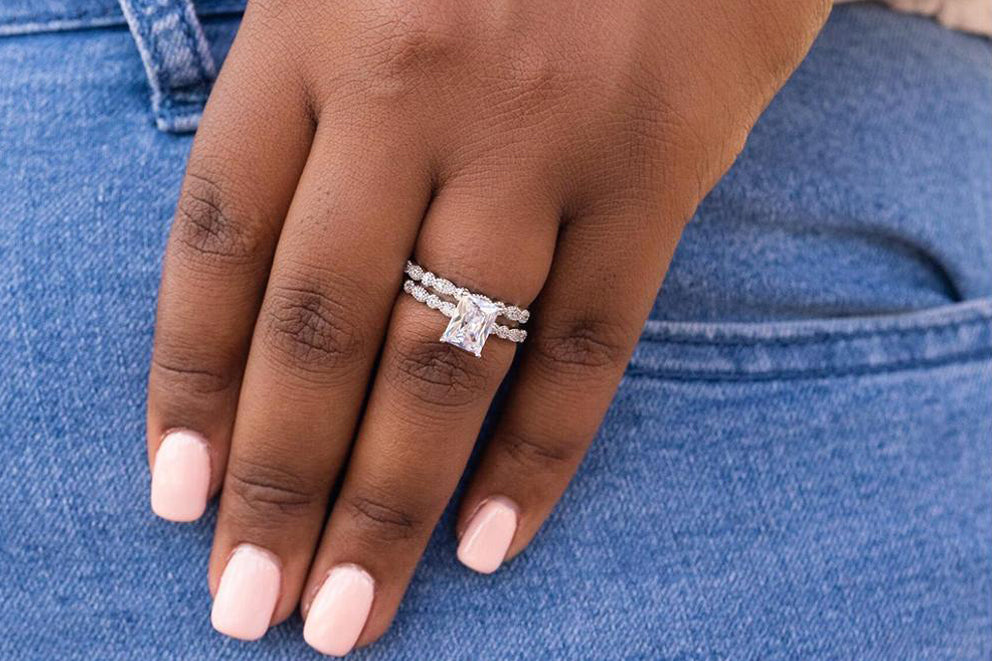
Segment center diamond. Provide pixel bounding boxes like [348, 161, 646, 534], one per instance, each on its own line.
[440, 293, 501, 357]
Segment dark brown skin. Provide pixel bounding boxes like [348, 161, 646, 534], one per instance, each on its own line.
[148, 0, 830, 651]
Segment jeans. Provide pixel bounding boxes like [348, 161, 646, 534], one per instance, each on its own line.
[1, 3, 990, 659]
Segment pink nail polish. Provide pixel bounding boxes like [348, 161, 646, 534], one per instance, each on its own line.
[211, 544, 281, 641]
[150, 430, 211, 522]
[303, 564, 375, 657]
[457, 497, 518, 574]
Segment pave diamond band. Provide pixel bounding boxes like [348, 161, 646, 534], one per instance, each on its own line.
[404, 261, 530, 324]
[402, 261, 529, 357]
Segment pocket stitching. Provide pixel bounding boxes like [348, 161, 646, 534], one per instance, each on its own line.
[639, 317, 991, 348]
[625, 347, 991, 383]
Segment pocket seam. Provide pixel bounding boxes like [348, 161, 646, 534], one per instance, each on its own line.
[629, 299, 992, 380]
[639, 317, 991, 348]
[0, 6, 120, 29]
[626, 348, 991, 383]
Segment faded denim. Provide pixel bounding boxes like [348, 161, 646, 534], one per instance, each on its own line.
[0, 3, 990, 659]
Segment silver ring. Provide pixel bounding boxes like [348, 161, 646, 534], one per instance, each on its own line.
[402, 261, 528, 357]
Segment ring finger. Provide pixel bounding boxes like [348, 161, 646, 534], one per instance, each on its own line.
[298, 173, 560, 656]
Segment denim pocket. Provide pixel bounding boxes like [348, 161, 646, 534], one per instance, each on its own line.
[568, 299, 992, 657]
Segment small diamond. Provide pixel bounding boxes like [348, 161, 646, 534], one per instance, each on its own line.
[440, 293, 502, 357]
[406, 262, 424, 280]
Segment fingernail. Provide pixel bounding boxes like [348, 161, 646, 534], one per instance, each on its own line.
[457, 497, 518, 574]
[150, 430, 211, 522]
[211, 544, 281, 641]
[303, 564, 375, 657]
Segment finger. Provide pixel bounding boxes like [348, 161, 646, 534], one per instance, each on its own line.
[207, 119, 431, 640]
[456, 201, 679, 572]
[299, 177, 560, 656]
[147, 20, 315, 522]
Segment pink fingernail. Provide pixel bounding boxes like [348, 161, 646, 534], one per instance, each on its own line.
[150, 430, 211, 522]
[457, 497, 518, 574]
[303, 564, 375, 657]
[211, 544, 281, 641]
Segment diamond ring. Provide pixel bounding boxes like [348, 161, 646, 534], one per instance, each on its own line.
[402, 261, 529, 357]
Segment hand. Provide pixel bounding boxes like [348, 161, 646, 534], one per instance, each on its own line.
[147, 0, 828, 654]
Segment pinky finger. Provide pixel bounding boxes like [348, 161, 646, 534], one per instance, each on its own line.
[455, 207, 677, 573]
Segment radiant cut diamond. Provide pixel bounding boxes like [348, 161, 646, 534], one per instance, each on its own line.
[440, 293, 502, 357]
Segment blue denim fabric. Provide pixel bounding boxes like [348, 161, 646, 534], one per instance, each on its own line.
[1, 4, 990, 660]
[0, 0, 243, 37]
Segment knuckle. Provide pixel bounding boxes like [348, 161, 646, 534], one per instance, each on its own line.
[385, 335, 491, 409]
[499, 427, 583, 473]
[343, 492, 423, 543]
[496, 44, 562, 108]
[150, 347, 235, 397]
[373, 11, 463, 73]
[261, 274, 368, 378]
[351, 6, 468, 98]
[226, 458, 320, 521]
[530, 317, 628, 374]
[171, 169, 267, 264]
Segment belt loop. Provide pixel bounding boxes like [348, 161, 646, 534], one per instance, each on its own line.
[118, 0, 217, 133]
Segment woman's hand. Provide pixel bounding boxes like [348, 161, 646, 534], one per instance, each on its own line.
[147, 0, 827, 654]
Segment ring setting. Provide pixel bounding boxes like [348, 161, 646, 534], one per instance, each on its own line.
[402, 261, 528, 357]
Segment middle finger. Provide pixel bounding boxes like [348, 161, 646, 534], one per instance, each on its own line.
[208, 120, 430, 640]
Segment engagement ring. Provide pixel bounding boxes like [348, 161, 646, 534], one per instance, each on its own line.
[402, 261, 528, 357]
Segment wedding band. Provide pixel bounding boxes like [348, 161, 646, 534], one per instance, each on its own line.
[404, 261, 530, 323]
[402, 261, 528, 357]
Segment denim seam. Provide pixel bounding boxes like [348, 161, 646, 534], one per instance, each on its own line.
[625, 348, 992, 383]
[639, 317, 992, 347]
[118, 0, 217, 133]
[0, 2, 245, 33]
[174, 6, 209, 83]
[0, 17, 125, 38]
[145, 14, 210, 120]
[0, 6, 121, 28]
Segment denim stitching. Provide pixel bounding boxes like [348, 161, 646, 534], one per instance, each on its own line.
[625, 348, 992, 383]
[0, 1, 244, 30]
[0, 6, 122, 27]
[171, 3, 210, 86]
[164, 2, 215, 129]
[639, 316, 992, 347]
[142, 3, 208, 95]
[630, 303, 992, 379]
[118, 0, 216, 132]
